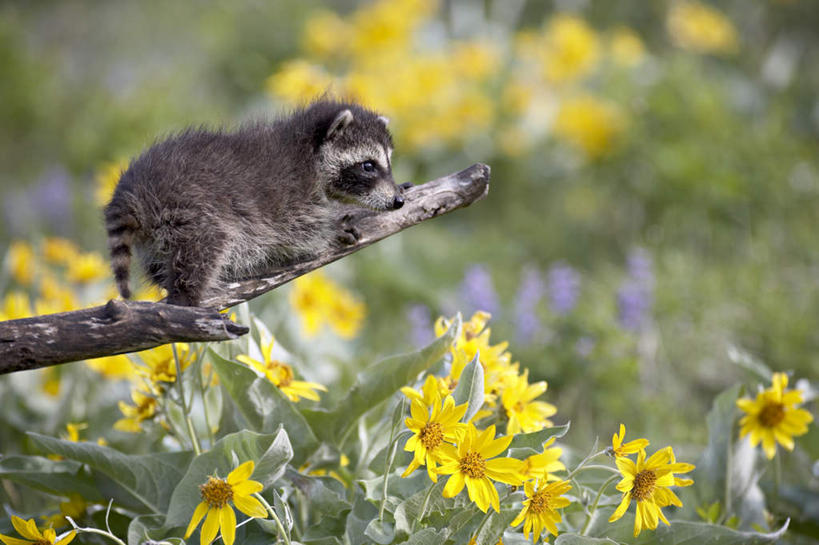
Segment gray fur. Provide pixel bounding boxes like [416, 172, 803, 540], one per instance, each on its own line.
[104, 99, 402, 306]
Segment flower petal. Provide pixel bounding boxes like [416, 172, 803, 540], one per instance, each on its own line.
[200, 508, 220, 545]
[54, 530, 77, 545]
[12, 517, 41, 541]
[227, 460, 255, 485]
[234, 494, 269, 519]
[609, 492, 631, 523]
[219, 506, 236, 545]
[232, 479, 264, 497]
[185, 502, 209, 538]
[443, 471, 465, 499]
[0, 534, 33, 545]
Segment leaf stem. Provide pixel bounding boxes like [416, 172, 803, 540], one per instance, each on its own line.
[580, 474, 619, 535]
[415, 480, 438, 530]
[254, 492, 291, 545]
[172, 343, 201, 455]
[380, 398, 406, 521]
[65, 517, 126, 545]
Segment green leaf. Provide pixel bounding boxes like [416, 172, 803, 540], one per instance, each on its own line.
[127, 515, 170, 545]
[209, 349, 319, 464]
[603, 519, 788, 544]
[452, 352, 484, 423]
[507, 423, 571, 453]
[165, 428, 292, 528]
[554, 536, 619, 545]
[365, 519, 395, 545]
[304, 314, 461, 444]
[473, 509, 518, 545]
[405, 528, 447, 545]
[28, 433, 192, 514]
[0, 455, 102, 501]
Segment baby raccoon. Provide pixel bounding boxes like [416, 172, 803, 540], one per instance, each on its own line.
[104, 99, 404, 307]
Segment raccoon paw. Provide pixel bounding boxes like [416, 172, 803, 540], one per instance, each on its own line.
[337, 215, 361, 246]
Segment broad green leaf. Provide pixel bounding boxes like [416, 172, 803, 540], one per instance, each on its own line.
[452, 352, 484, 423]
[474, 508, 518, 545]
[346, 491, 379, 544]
[28, 433, 192, 514]
[603, 519, 788, 544]
[393, 479, 449, 538]
[554, 535, 619, 545]
[507, 423, 571, 453]
[304, 314, 460, 444]
[165, 428, 292, 528]
[0, 455, 102, 501]
[127, 515, 174, 545]
[365, 519, 395, 545]
[209, 349, 319, 464]
[405, 528, 447, 545]
[286, 467, 351, 518]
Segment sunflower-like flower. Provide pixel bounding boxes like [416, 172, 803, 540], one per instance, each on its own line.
[402, 376, 468, 481]
[609, 447, 695, 537]
[501, 370, 557, 434]
[510, 479, 572, 542]
[737, 372, 813, 459]
[0, 516, 75, 545]
[436, 423, 523, 512]
[114, 389, 157, 433]
[135, 343, 193, 386]
[185, 461, 268, 545]
[237, 337, 326, 402]
[608, 423, 649, 458]
[520, 437, 566, 481]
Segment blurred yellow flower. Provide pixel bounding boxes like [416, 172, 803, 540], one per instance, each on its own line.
[554, 95, 626, 159]
[609, 447, 695, 537]
[132, 283, 166, 301]
[290, 270, 365, 338]
[66, 252, 109, 284]
[609, 423, 650, 458]
[541, 14, 600, 83]
[237, 337, 327, 402]
[737, 372, 813, 459]
[0, 516, 75, 545]
[502, 370, 557, 435]
[86, 354, 137, 380]
[114, 389, 157, 432]
[8, 241, 36, 286]
[36, 275, 77, 314]
[610, 27, 646, 67]
[452, 41, 501, 80]
[135, 343, 193, 385]
[667, 1, 739, 55]
[302, 10, 352, 59]
[185, 460, 267, 545]
[40, 367, 61, 397]
[510, 479, 572, 543]
[327, 289, 366, 338]
[266, 60, 335, 104]
[0, 291, 33, 320]
[94, 159, 127, 207]
[520, 436, 566, 481]
[349, 0, 436, 65]
[41, 494, 87, 529]
[42, 238, 79, 266]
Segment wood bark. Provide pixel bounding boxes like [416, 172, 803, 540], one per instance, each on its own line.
[0, 163, 490, 374]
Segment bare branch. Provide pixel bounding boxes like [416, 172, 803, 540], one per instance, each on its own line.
[0, 163, 490, 374]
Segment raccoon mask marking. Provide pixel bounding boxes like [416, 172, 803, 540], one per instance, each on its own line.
[104, 99, 403, 307]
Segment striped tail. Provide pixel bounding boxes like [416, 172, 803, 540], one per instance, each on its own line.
[104, 203, 139, 300]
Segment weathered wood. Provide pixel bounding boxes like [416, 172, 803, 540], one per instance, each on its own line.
[0, 163, 490, 373]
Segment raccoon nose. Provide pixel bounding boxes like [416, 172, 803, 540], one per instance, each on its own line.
[392, 195, 405, 209]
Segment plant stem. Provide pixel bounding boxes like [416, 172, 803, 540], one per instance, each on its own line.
[65, 518, 126, 545]
[724, 428, 734, 521]
[580, 474, 619, 535]
[196, 345, 216, 447]
[565, 449, 609, 480]
[415, 480, 437, 529]
[254, 492, 291, 545]
[380, 403, 402, 521]
[172, 343, 201, 455]
[471, 490, 512, 541]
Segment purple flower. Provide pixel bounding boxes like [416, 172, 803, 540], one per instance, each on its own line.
[33, 167, 73, 232]
[515, 266, 544, 345]
[406, 304, 434, 348]
[547, 262, 580, 315]
[460, 264, 499, 316]
[617, 247, 654, 331]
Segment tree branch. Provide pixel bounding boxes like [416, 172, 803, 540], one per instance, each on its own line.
[0, 163, 490, 374]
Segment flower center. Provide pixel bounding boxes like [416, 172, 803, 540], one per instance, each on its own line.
[267, 361, 294, 387]
[529, 489, 553, 514]
[514, 401, 525, 413]
[759, 402, 785, 428]
[35, 540, 51, 545]
[631, 469, 657, 501]
[200, 476, 234, 508]
[419, 422, 444, 450]
[459, 450, 486, 479]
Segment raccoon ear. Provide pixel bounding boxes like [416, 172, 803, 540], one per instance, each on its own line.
[326, 109, 353, 139]
[377, 115, 390, 127]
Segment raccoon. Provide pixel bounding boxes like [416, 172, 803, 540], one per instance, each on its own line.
[104, 99, 404, 307]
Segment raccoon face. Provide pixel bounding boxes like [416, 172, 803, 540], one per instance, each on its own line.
[319, 108, 404, 211]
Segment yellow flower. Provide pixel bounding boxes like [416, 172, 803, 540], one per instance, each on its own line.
[40, 367, 61, 397]
[42, 237, 79, 266]
[348, 0, 436, 64]
[66, 252, 109, 284]
[327, 289, 366, 339]
[402, 377, 468, 481]
[237, 337, 327, 402]
[302, 10, 352, 59]
[0, 516, 76, 545]
[510, 479, 572, 542]
[520, 437, 566, 481]
[7, 241, 36, 286]
[667, 1, 739, 55]
[94, 159, 127, 206]
[436, 424, 523, 512]
[114, 389, 157, 433]
[610, 27, 646, 67]
[554, 95, 626, 159]
[289, 270, 366, 338]
[609, 423, 650, 458]
[451, 41, 500, 80]
[86, 354, 137, 380]
[185, 461, 268, 545]
[737, 372, 813, 459]
[41, 494, 87, 529]
[502, 370, 557, 435]
[0, 291, 33, 321]
[266, 60, 335, 105]
[541, 14, 600, 84]
[135, 343, 193, 385]
[132, 283, 166, 301]
[609, 447, 695, 537]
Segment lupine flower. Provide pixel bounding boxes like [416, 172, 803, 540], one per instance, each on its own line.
[514, 267, 544, 344]
[436, 424, 523, 512]
[460, 264, 500, 316]
[547, 262, 580, 315]
[617, 248, 654, 331]
[737, 372, 813, 459]
[608, 424, 650, 458]
[609, 447, 695, 537]
[237, 337, 326, 402]
[406, 303, 434, 347]
[0, 516, 75, 545]
[510, 479, 572, 542]
[185, 461, 267, 545]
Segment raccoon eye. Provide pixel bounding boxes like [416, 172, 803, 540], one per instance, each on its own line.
[361, 161, 376, 173]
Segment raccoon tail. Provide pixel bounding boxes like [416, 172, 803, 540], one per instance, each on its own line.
[104, 203, 139, 300]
